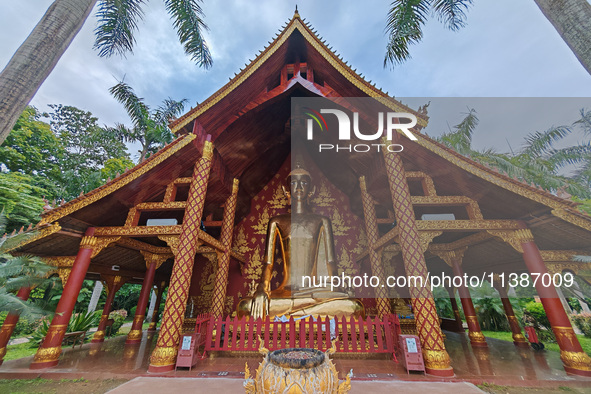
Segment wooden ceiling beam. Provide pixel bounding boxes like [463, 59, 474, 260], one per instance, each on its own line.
[192, 121, 250, 215]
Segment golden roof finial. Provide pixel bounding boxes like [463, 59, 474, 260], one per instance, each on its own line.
[294, 5, 300, 19]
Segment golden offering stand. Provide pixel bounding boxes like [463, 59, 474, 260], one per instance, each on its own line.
[244, 341, 352, 394]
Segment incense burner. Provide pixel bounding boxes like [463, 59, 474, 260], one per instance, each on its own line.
[244, 345, 351, 393]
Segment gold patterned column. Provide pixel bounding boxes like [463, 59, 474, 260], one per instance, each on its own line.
[432, 248, 487, 348]
[31, 229, 118, 369]
[210, 178, 239, 318]
[148, 140, 214, 373]
[514, 225, 591, 376]
[359, 176, 391, 318]
[126, 252, 168, 344]
[492, 276, 528, 348]
[0, 286, 32, 365]
[382, 141, 453, 377]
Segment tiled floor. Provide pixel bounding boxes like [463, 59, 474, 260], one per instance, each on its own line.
[1, 330, 589, 388]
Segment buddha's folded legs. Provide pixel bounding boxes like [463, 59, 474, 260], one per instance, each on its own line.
[237, 297, 365, 319]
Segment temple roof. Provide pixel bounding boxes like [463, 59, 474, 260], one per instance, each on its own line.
[8, 9, 591, 278]
[169, 11, 427, 136]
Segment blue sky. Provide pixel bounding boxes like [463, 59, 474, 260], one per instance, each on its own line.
[1, 0, 590, 157]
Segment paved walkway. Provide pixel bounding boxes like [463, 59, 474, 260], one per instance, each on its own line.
[2, 330, 590, 390]
[107, 377, 484, 394]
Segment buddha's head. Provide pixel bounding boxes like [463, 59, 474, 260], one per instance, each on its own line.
[284, 163, 315, 207]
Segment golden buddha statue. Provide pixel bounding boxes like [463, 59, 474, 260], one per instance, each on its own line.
[237, 164, 364, 319]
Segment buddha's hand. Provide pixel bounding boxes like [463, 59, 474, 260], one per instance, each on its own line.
[251, 290, 268, 319]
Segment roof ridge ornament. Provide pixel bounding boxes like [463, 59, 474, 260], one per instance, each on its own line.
[294, 5, 300, 18]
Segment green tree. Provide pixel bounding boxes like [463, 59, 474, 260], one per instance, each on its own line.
[0, 173, 47, 232]
[44, 104, 130, 199]
[0, 0, 212, 146]
[112, 283, 142, 315]
[100, 157, 135, 182]
[0, 107, 62, 179]
[109, 81, 187, 162]
[384, 0, 591, 75]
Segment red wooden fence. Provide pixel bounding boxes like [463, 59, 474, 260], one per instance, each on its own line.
[201, 314, 401, 360]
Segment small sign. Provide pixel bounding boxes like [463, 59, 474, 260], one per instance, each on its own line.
[405, 337, 418, 353]
[181, 336, 192, 350]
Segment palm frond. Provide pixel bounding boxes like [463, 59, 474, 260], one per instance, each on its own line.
[574, 108, 591, 135]
[94, 0, 146, 57]
[164, 0, 212, 68]
[574, 255, 591, 263]
[521, 125, 572, 157]
[547, 142, 591, 168]
[154, 98, 188, 125]
[109, 82, 150, 129]
[384, 0, 430, 66]
[0, 289, 47, 319]
[431, 0, 473, 31]
[438, 108, 478, 155]
[477, 154, 528, 180]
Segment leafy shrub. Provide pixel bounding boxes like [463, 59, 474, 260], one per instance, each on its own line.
[475, 297, 509, 332]
[524, 302, 550, 328]
[434, 297, 454, 319]
[68, 311, 100, 332]
[31, 317, 51, 344]
[31, 311, 99, 344]
[130, 306, 137, 318]
[0, 312, 39, 337]
[524, 301, 555, 342]
[108, 309, 127, 336]
[112, 284, 141, 315]
[571, 313, 591, 338]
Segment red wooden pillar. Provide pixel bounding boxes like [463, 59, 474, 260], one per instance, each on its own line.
[92, 275, 125, 343]
[148, 281, 166, 332]
[516, 224, 591, 376]
[493, 280, 528, 348]
[149, 139, 213, 372]
[445, 287, 464, 332]
[359, 176, 391, 318]
[210, 178, 239, 318]
[0, 286, 32, 365]
[382, 142, 453, 377]
[31, 228, 97, 369]
[127, 252, 166, 344]
[449, 257, 487, 348]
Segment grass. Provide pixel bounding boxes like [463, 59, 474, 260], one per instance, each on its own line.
[4, 341, 38, 361]
[477, 382, 590, 393]
[113, 321, 151, 336]
[482, 330, 591, 356]
[0, 377, 127, 394]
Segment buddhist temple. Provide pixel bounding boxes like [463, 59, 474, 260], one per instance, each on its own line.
[1, 9, 590, 380]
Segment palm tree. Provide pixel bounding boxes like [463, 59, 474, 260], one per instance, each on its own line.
[109, 81, 188, 162]
[0, 0, 211, 146]
[437, 108, 591, 199]
[384, 0, 591, 75]
[533, 0, 591, 75]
